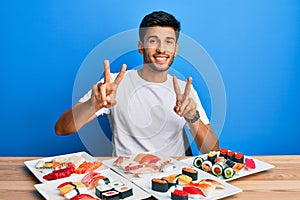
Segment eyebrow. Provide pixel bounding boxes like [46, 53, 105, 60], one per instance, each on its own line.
[146, 35, 176, 41]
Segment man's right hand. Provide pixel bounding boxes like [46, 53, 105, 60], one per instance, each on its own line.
[90, 60, 127, 111]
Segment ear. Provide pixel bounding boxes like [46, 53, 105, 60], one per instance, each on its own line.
[138, 41, 144, 55]
[174, 43, 179, 56]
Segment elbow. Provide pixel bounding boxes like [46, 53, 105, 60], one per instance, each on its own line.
[54, 121, 73, 136]
[54, 122, 65, 136]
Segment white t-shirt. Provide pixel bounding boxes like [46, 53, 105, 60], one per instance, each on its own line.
[79, 70, 209, 156]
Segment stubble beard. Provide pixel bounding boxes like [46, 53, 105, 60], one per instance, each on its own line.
[143, 49, 175, 72]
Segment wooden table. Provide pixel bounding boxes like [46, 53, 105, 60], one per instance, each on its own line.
[0, 155, 299, 200]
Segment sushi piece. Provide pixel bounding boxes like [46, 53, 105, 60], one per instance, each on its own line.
[226, 151, 235, 161]
[226, 159, 245, 173]
[67, 155, 85, 168]
[160, 163, 176, 172]
[200, 179, 225, 189]
[108, 181, 124, 189]
[52, 157, 67, 163]
[81, 172, 100, 186]
[162, 174, 179, 188]
[183, 186, 206, 198]
[43, 161, 53, 169]
[35, 160, 44, 172]
[152, 178, 169, 192]
[64, 187, 88, 199]
[207, 151, 218, 163]
[201, 160, 213, 173]
[214, 157, 226, 165]
[97, 177, 111, 186]
[232, 163, 245, 173]
[59, 182, 85, 195]
[115, 185, 133, 199]
[225, 159, 236, 168]
[101, 190, 120, 200]
[245, 158, 256, 170]
[177, 174, 193, 185]
[171, 189, 188, 200]
[211, 163, 223, 177]
[193, 157, 204, 169]
[186, 181, 214, 193]
[182, 167, 198, 181]
[223, 167, 235, 179]
[70, 194, 98, 200]
[95, 184, 113, 199]
[219, 148, 228, 158]
[234, 152, 244, 163]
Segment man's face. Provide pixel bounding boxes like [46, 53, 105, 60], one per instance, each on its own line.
[139, 26, 178, 72]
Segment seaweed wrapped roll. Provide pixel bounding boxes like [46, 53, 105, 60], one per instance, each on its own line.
[182, 167, 198, 181]
[212, 163, 223, 177]
[207, 151, 218, 163]
[151, 178, 168, 192]
[193, 157, 204, 169]
[223, 167, 235, 179]
[171, 189, 188, 200]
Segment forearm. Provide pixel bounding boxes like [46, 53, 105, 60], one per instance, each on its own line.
[55, 100, 97, 135]
[187, 120, 219, 154]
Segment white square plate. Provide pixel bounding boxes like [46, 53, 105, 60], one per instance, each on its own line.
[102, 154, 184, 182]
[34, 168, 151, 200]
[134, 167, 242, 200]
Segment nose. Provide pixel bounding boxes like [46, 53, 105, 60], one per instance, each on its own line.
[156, 42, 166, 53]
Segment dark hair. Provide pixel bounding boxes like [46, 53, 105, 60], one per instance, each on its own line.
[139, 11, 181, 42]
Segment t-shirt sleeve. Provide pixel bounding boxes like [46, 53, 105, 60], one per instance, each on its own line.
[190, 85, 210, 125]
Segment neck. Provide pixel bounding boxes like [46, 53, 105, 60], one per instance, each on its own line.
[138, 65, 168, 83]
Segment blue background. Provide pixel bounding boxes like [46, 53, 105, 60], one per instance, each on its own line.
[1, 0, 299, 156]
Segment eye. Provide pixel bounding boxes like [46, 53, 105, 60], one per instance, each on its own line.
[166, 40, 174, 45]
[149, 38, 158, 44]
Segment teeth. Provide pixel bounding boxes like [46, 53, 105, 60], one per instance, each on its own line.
[156, 57, 167, 61]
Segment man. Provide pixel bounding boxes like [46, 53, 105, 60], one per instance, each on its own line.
[55, 11, 219, 156]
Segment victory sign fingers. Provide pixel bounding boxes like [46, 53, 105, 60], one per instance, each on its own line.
[173, 76, 196, 118]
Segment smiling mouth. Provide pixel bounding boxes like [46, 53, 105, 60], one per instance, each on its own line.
[154, 55, 169, 62]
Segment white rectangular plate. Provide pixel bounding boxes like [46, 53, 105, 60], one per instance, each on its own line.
[102, 154, 185, 182]
[180, 155, 275, 181]
[24, 151, 105, 182]
[34, 168, 151, 200]
[134, 168, 242, 200]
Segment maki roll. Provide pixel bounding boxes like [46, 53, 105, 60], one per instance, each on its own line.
[223, 167, 235, 179]
[211, 163, 223, 177]
[207, 151, 218, 163]
[171, 189, 188, 200]
[182, 167, 198, 181]
[227, 151, 235, 161]
[234, 152, 244, 163]
[219, 148, 228, 158]
[225, 159, 236, 168]
[201, 160, 213, 173]
[193, 157, 204, 169]
[115, 186, 133, 199]
[101, 190, 120, 200]
[95, 184, 113, 199]
[152, 178, 169, 192]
